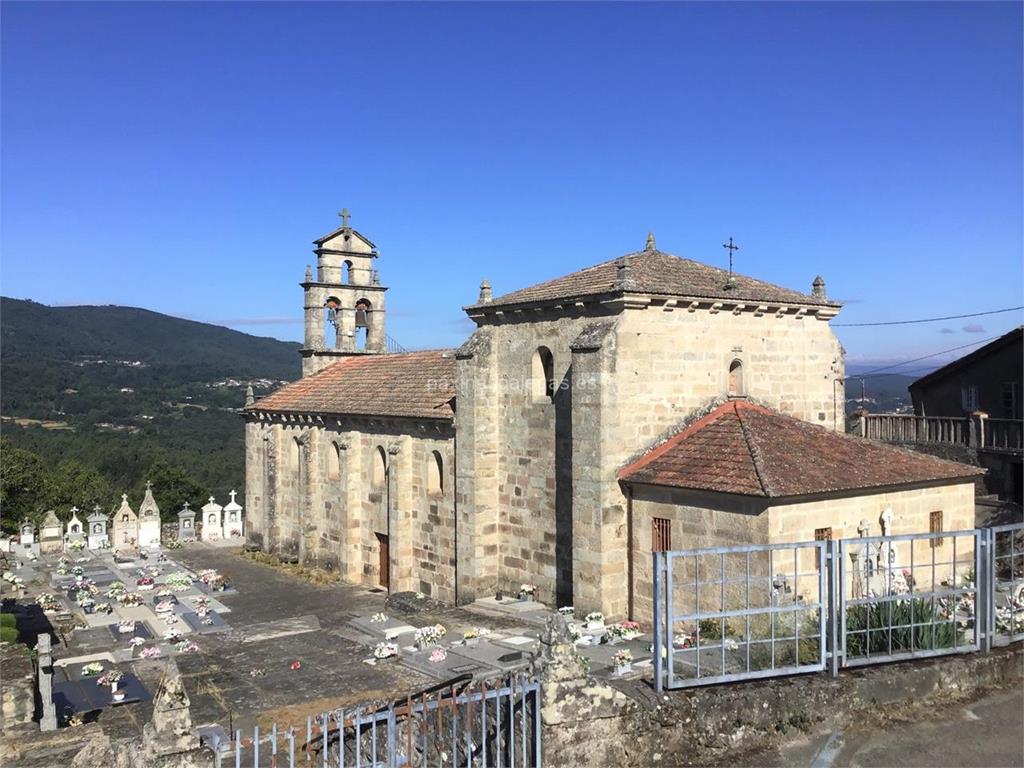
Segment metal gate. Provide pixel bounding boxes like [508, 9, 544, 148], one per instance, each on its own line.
[653, 540, 828, 690]
[837, 529, 981, 667]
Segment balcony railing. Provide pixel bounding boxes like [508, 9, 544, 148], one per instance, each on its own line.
[858, 413, 1023, 453]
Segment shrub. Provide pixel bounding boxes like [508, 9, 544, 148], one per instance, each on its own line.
[0, 613, 16, 629]
[0, 626, 18, 644]
[845, 597, 964, 658]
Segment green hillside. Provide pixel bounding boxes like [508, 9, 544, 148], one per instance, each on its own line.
[0, 297, 301, 533]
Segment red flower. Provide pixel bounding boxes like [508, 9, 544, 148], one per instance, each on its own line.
[290, 661, 301, 671]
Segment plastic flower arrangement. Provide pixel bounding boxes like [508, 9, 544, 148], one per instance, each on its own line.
[96, 670, 124, 686]
[370, 612, 388, 624]
[612, 649, 633, 667]
[139, 646, 162, 659]
[463, 628, 479, 640]
[414, 624, 447, 648]
[429, 648, 447, 663]
[71, 566, 85, 577]
[519, 584, 537, 599]
[136, 576, 155, 590]
[609, 621, 641, 641]
[166, 572, 193, 590]
[82, 662, 105, 676]
[117, 620, 137, 634]
[36, 593, 60, 612]
[120, 593, 144, 607]
[584, 612, 605, 627]
[105, 583, 126, 599]
[175, 640, 200, 654]
[558, 606, 575, 617]
[94, 602, 113, 615]
[68, 540, 86, 551]
[128, 637, 146, 648]
[373, 642, 399, 659]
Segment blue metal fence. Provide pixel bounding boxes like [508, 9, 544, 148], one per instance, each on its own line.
[654, 523, 1024, 692]
[212, 674, 541, 768]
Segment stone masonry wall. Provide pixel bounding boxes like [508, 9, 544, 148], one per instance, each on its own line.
[244, 414, 456, 601]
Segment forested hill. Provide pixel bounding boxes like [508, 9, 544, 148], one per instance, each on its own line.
[1, 297, 301, 533]
[1, 297, 300, 377]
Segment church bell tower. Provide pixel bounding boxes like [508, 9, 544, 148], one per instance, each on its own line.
[300, 209, 388, 377]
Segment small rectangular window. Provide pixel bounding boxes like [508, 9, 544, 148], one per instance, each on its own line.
[929, 510, 944, 548]
[961, 385, 978, 412]
[652, 518, 672, 552]
[814, 527, 833, 541]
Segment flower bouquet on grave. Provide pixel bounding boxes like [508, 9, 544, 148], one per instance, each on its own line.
[139, 646, 162, 659]
[56, 565, 70, 576]
[128, 637, 146, 653]
[370, 612, 388, 624]
[68, 540, 86, 552]
[136, 576, 155, 591]
[414, 624, 447, 650]
[429, 647, 447, 663]
[94, 602, 113, 615]
[165, 540, 183, 550]
[155, 599, 174, 615]
[568, 623, 583, 643]
[166, 572, 193, 591]
[518, 584, 537, 601]
[36, 593, 60, 613]
[118, 619, 137, 634]
[105, 583, 126, 600]
[609, 621, 641, 644]
[612, 649, 633, 676]
[373, 641, 399, 661]
[78, 595, 96, 614]
[584, 612, 605, 630]
[463, 628, 481, 647]
[58, 556, 71, 567]
[558, 606, 575, 618]
[672, 631, 694, 649]
[97, 669, 125, 700]
[81, 662, 104, 677]
[72, 566, 85, 577]
[175, 639, 199, 654]
[120, 593, 144, 607]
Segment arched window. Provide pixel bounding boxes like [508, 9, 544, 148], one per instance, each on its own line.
[373, 446, 387, 488]
[289, 437, 301, 471]
[324, 296, 342, 348]
[355, 298, 372, 350]
[343, 260, 354, 284]
[728, 359, 745, 397]
[428, 450, 444, 496]
[532, 346, 555, 402]
[328, 443, 341, 480]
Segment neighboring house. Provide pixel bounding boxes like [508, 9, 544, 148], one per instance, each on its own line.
[245, 213, 982, 619]
[860, 327, 1023, 505]
[910, 327, 1022, 420]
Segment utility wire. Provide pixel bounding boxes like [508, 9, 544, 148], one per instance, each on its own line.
[848, 335, 999, 379]
[833, 306, 1023, 328]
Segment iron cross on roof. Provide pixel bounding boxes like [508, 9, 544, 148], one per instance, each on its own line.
[338, 208, 351, 228]
[722, 237, 740, 283]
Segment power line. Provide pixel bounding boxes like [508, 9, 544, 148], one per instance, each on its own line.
[849, 335, 999, 379]
[833, 306, 1023, 328]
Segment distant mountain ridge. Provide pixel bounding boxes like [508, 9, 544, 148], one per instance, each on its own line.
[1, 297, 301, 379]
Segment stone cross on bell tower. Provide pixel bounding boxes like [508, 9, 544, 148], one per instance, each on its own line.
[300, 208, 389, 377]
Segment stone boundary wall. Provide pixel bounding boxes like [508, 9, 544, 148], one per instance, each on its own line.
[541, 645, 1023, 767]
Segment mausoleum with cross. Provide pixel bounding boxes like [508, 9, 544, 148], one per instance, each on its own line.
[244, 211, 982, 619]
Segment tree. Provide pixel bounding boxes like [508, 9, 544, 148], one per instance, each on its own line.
[137, 462, 208, 522]
[0, 440, 49, 532]
[43, 460, 111, 517]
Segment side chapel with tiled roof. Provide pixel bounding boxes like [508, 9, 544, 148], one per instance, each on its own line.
[244, 216, 982, 619]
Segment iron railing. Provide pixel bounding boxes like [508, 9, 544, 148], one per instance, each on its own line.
[987, 523, 1024, 647]
[211, 673, 541, 768]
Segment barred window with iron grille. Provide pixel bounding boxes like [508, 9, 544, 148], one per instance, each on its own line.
[961, 385, 978, 412]
[814, 526, 833, 541]
[652, 517, 671, 552]
[929, 510, 944, 548]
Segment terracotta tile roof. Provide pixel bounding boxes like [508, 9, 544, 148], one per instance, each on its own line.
[248, 350, 457, 420]
[470, 250, 838, 310]
[619, 401, 984, 498]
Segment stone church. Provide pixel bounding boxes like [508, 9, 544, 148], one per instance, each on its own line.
[244, 213, 982, 619]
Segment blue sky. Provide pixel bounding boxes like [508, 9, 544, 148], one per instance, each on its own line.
[2, 1, 1021, 369]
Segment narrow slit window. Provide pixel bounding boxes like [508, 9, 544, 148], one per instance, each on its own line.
[652, 517, 672, 552]
[929, 510, 944, 548]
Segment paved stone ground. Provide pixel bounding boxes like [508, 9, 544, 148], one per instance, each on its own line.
[734, 685, 1024, 768]
[172, 546, 531, 731]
